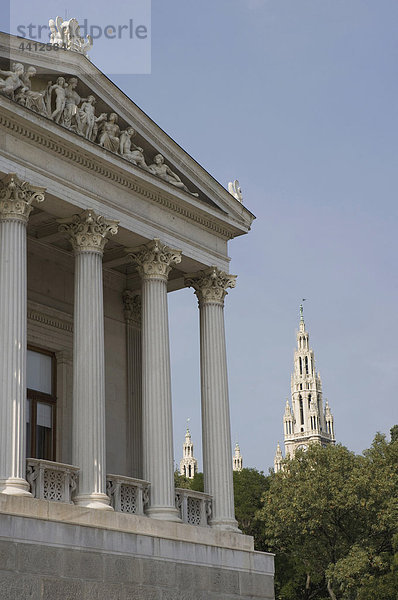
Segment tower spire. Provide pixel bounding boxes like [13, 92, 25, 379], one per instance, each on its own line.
[299, 299, 306, 332]
[277, 307, 336, 464]
[179, 422, 198, 479]
[233, 442, 243, 471]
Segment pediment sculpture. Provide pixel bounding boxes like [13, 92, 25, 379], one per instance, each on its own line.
[49, 17, 93, 56]
[0, 62, 199, 197]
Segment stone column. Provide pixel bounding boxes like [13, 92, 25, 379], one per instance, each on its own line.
[59, 209, 118, 509]
[123, 291, 142, 479]
[185, 267, 239, 531]
[0, 174, 45, 496]
[127, 239, 181, 521]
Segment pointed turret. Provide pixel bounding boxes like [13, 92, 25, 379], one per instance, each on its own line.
[179, 425, 198, 479]
[233, 442, 243, 471]
[274, 442, 283, 473]
[324, 400, 335, 441]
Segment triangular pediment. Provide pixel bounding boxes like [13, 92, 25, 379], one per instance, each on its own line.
[0, 31, 254, 238]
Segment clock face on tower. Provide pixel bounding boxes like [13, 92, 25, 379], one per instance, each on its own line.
[297, 444, 308, 452]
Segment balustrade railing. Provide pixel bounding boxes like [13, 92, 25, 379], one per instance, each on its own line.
[175, 488, 212, 527]
[26, 458, 79, 503]
[106, 474, 150, 515]
[25, 461, 212, 526]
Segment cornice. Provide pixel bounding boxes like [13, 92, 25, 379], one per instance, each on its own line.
[0, 109, 234, 239]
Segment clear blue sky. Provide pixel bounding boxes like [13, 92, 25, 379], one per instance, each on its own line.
[4, 1, 398, 471]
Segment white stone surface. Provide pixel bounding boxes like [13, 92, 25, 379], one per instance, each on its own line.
[128, 239, 182, 521]
[0, 174, 45, 496]
[59, 210, 118, 509]
[186, 267, 239, 531]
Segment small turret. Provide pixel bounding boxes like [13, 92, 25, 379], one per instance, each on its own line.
[179, 424, 198, 479]
[274, 442, 283, 472]
[233, 442, 243, 471]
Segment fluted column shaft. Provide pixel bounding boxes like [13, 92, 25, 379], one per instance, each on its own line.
[128, 239, 181, 521]
[59, 210, 118, 509]
[0, 174, 45, 496]
[186, 267, 239, 531]
[123, 292, 142, 478]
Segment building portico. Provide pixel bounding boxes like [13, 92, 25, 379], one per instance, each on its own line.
[0, 25, 275, 599]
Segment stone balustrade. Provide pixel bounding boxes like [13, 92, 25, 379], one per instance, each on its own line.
[106, 474, 150, 515]
[175, 488, 212, 527]
[26, 458, 79, 503]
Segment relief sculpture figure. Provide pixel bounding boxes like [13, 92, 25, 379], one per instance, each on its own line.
[0, 62, 24, 99]
[119, 127, 149, 170]
[15, 66, 47, 115]
[98, 113, 120, 153]
[149, 154, 198, 196]
[78, 95, 107, 141]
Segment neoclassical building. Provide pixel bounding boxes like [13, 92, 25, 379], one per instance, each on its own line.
[274, 306, 335, 471]
[0, 22, 274, 599]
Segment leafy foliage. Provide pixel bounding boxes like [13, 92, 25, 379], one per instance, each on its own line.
[233, 468, 269, 545]
[257, 430, 398, 599]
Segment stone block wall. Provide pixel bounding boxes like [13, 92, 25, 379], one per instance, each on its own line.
[0, 505, 274, 600]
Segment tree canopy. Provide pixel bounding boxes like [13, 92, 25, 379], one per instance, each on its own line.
[257, 429, 398, 599]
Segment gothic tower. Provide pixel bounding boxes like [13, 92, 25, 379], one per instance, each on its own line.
[274, 305, 335, 470]
[233, 443, 243, 471]
[179, 427, 198, 479]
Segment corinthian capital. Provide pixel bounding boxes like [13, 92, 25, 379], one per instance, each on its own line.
[58, 209, 119, 254]
[185, 267, 237, 306]
[123, 290, 141, 327]
[127, 238, 182, 280]
[0, 173, 45, 223]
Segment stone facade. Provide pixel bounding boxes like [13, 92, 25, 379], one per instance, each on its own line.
[0, 24, 274, 599]
[274, 306, 335, 471]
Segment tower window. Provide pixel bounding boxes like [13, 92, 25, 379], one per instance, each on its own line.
[299, 395, 304, 426]
[305, 356, 309, 375]
[308, 394, 311, 410]
[299, 357, 302, 375]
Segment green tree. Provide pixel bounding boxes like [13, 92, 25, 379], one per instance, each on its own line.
[327, 432, 398, 599]
[189, 471, 204, 492]
[233, 467, 269, 546]
[174, 469, 191, 489]
[257, 435, 398, 600]
[390, 424, 398, 444]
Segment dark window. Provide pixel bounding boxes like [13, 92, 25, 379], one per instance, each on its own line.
[305, 356, 309, 375]
[299, 357, 302, 375]
[26, 347, 56, 461]
[299, 395, 304, 425]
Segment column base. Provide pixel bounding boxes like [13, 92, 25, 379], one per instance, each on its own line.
[145, 506, 182, 522]
[209, 518, 241, 533]
[0, 477, 32, 497]
[73, 493, 113, 511]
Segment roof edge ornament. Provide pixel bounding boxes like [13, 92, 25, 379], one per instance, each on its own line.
[49, 17, 93, 56]
[228, 179, 243, 203]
